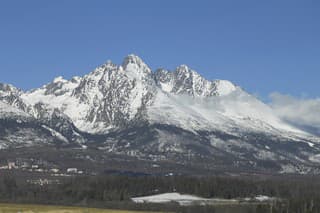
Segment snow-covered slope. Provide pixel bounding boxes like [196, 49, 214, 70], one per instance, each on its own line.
[21, 55, 155, 133]
[0, 100, 75, 149]
[153, 65, 237, 97]
[0, 101, 30, 119]
[147, 88, 306, 136]
[15, 54, 307, 137]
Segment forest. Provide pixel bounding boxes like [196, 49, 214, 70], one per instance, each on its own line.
[0, 173, 320, 213]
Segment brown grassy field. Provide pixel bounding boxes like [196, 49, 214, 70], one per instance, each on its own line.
[0, 203, 165, 213]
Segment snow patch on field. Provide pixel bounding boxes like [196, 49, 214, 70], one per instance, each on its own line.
[132, 193, 207, 205]
[132, 193, 277, 206]
[255, 195, 275, 202]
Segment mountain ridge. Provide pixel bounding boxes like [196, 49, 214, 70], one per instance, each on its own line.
[14, 54, 241, 134]
[1, 54, 320, 174]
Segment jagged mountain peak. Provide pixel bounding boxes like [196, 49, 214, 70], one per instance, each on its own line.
[0, 83, 28, 111]
[153, 63, 237, 97]
[122, 54, 152, 76]
[174, 64, 207, 83]
[31, 54, 236, 100]
[122, 54, 145, 66]
[81, 54, 152, 83]
[175, 64, 195, 74]
[16, 55, 158, 133]
[71, 76, 82, 83]
[53, 76, 67, 84]
[0, 82, 21, 94]
[0, 55, 305, 135]
[213, 79, 237, 96]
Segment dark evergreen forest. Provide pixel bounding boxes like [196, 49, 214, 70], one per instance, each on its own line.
[0, 173, 320, 213]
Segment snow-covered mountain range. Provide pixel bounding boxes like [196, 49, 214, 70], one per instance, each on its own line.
[1, 55, 320, 174]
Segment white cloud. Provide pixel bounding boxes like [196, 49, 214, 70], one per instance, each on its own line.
[269, 93, 320, 135]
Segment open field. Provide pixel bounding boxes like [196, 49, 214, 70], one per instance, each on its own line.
[0, 203, 164, 213]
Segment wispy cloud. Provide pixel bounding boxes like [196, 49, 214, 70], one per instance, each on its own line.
[269, 93, 320, 135]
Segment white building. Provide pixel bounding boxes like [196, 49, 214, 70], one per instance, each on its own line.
[50, 168, 59, 173]
[67, 168, 78, 173]
[8, 162, 16, 170]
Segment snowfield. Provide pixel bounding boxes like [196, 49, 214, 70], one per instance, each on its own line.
[131, 193, 210, 205]
[131, 193, 277, 206]
[0, 101, 30, 118]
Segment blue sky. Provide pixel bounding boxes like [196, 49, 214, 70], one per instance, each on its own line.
[0, 0, 319, 99]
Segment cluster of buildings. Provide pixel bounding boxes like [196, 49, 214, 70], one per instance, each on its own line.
[0, 159, 84, 175]
[26, 178, 60, 186]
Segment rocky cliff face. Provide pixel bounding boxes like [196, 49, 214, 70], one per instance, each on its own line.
[154, 65, 236, 97]
[14, 55, 241, 134]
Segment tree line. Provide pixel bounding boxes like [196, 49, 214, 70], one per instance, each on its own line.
[0, 173, 320, 213]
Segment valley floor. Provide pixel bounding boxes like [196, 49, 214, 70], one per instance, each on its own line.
[0, 203, 163, 213]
